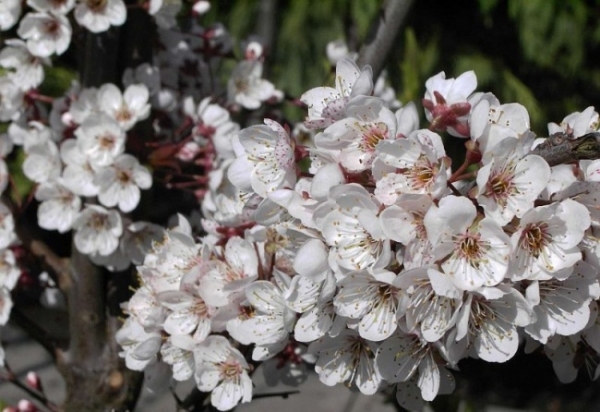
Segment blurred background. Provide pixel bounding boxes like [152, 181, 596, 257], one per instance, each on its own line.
[204, 0, 600, 134]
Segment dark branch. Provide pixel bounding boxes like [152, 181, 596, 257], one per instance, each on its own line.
[356, 0, 414, 80]
[2, 361, 59, 412]
[530, 132, 600, 166]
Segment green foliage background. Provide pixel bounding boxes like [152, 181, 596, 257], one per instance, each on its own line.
[206, 0, 600, 135]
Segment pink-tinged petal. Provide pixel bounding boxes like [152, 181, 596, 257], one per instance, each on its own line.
[335, 57, 361, 96]
[195, 368, 220, 391]
[396, 378, 426, 411]
[245, 281, 283, 313]
[376, 334, 420, 382]
[310, 163, 345, 200]
[163, 310, 198, 335]
[358, 300, 397, 341]
[98, 83, 122, 113]
[447, 70, 477, 102]
[417, 356, 440, 401]
[475, 322, 518, 362]
[428, 269, 462, 299]
[354, 350, 381, 395]
[294, 305, 334, 342]
[293, 239, 329, 280]
[227, 156, 253, 192]
[350, 65, 373, 97]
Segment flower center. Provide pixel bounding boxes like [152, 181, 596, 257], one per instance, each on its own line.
[485, 166, 515, 207]
[98, 133, 116, 149]
[86, 0, 107, 12]
[44, 18, 60, 36]
[192, 298, 209, 318]
[456, 232, 485, 268]
[218, 358, 243, 380]
[51, 0, 69, 8]
[519, 222, 551, 258]
[90, 213, 108, 230]
[117, 169, 132, 184]
[116, 105, 133, 123]
[406, 157, 438, 191]
[358, 122, 389, 152]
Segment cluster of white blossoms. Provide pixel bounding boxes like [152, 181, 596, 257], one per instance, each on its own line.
[0, 0, 215, 121]
[0, 198, 20, 360]
[114, 54, 600, 411]
[3, 0, 600, 409]
[6, 81, 156, 269]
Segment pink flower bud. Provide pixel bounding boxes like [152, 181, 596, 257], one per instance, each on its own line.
[25, 372, 41, 391]
[17, 400, 37, 412]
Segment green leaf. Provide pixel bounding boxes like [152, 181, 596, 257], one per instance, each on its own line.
[7, 148, 35, 205]
[40, 66, 77, 97]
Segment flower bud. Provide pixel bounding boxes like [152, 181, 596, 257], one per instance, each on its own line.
[25, 372, 41, 391]
[17, 400, 37, 412]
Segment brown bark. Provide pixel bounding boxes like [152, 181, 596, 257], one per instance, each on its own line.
[530, 131, 600, 166]
[56, 9, 154, 411]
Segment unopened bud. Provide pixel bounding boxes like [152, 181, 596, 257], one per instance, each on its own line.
[17, 400, 37, 412]
[25, 372, 42, 391]
[465, 140, 482, 165]
[245, 41, 264, 61]
[3, 406, 18, 412]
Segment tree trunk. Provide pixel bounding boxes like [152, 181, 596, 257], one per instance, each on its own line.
[57, 9, 154, 410]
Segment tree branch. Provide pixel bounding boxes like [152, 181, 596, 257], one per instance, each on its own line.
[256, 0, 277, 57]
[65, 245, 107, 363]
[56, 21, 145, 411]
[356, 0, 414, 80]
[530, 131, 600, 166]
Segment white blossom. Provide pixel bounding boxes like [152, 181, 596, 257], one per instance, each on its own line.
[301, 57, 373, 129]
[115, 317, 161, 371]
[0, 77, 24, 121]
[17, 12, 72, 57]
[334, 269, 403, 341]
[73, 204, 122, 256]
[75, 112, 126, 167]
[0, 0, 21, 30]
[74, 0, 126, 33]
[27, 0, 75, 14]
[22, 141, 61, 183]
[508, 199, 590, 281]
[194, 335, 253, 411]
[35, 179, 81, 233]
[0, 39, 49, 90]
[95, 154, 152, 212]
[228, 119, 296, 197]
[476, 136, 550, 225]
[309, 329, 381, 395]
[97, 83, 150, 131]
[227, 60, 275, 110]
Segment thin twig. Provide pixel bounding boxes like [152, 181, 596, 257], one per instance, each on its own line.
[2, 361, 59, 412]
[356, 0, 414, 80]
